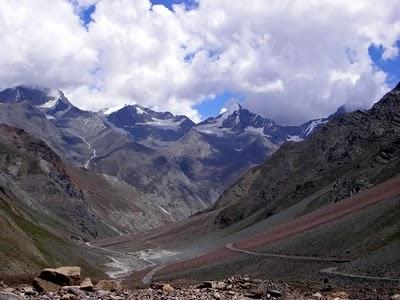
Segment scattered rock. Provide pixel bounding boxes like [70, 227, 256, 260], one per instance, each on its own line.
[391, 295, 400, 300]
[327, 291, 349, 299]
[1, 274, 363, 300]
[150, 283, 175, 292]
[79, 277, 93, 291]
[313, 292, 324, 299]
[150, 283, 165, 290]
[0, 292, 21, 300]
[61, 293, 77, 300]
[201, 280, 226, 289]
[38, 266, 81, 286]
[61, 286, 86, 297]
[244, 291, 263, 299]
[32, 278, 61, 293]
[213, 291, 222, 299]
[95, 280, 122, 292]
[266, 289, 282, 297]
[162, 283, 175, 292]
[15, 285, 35, 296]
[202, 281, 218, 289]
[96, 290, 110, 297]
[109, 295, 124, 300]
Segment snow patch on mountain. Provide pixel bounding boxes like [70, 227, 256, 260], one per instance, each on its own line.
[102, 104, 130, 115]
[45, 114, 56, 120]
[135, 105, 146, 115]
[245, 126, 265, 135]
[287, 135, 303, 142]
[141, 117, 184, 129]
[304, 119, 328, 136]
[38, 98, 59, 108]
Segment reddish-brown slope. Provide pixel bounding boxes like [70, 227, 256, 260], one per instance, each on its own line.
[157, 176, 400, 276]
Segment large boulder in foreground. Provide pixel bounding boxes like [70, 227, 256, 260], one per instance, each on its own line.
[38, 266, 81, 286]
[32, 278, 61, 293]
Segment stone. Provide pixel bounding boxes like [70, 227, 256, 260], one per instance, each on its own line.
[247, 288, 264, 298]
[162, 284, 175, 292]
[79, 277, 94, 291]
[32, 278, 61, 293]
[17, 285, 36, 295]
[244, 291, 264, 299]
[0, 292, 21, 300]
[266, 289, 282, 297]
[202, 281, 222, 289]
[391, 295, 400, 300]
[328, 291, 349, 299]
[96, 290, 110, 297]
[61, 286, 86, 297]
[1, 290, 13, 294]
[95, 280, 122, 292]
[61, 293, 77, 300]
[38, 266, 81, 286]
[203, 281, 217, 289]
[150, 283, 164, 290]
[151, 283, 175, 292]
[213, 292, 221, 299]
[313, 292, 324, 299]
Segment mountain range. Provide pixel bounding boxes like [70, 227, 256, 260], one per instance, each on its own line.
[0, 85, 340, 224]
[5, 82, 399, 295]
[119, 82, 400, 289]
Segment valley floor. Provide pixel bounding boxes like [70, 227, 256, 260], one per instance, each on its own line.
[70, 176, 400, 299]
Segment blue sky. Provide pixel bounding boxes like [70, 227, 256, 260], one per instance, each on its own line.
[369, 41, 400, 88]
[150, 0, 198, 10]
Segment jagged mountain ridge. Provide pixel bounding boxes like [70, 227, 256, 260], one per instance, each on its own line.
[103, 100, 343, 194]
[0, 87, 211, 219]
[0, 85, 344, 221]
[105, 82, 400, 287]
[212, 82, 400, 228]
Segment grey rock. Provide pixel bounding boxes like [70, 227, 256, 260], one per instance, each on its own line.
[39, 266, 81, 286]
[0, 292, 21, 300]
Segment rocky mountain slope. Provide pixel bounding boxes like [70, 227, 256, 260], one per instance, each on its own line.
[212, 82, 400, 228]
[0, 124, 179, 275]
[103, 101, 342, 201]
[0, 87, 212, 219]
[0, 85, 336, 220]
[93, 82, 400, 289]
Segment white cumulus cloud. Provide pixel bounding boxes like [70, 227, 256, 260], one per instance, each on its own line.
[0, 0, 399, 124]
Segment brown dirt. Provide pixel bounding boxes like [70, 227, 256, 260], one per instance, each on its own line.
[154, 176, 400, 278]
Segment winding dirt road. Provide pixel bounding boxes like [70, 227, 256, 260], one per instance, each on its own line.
[320, 267, 400, 282]
[225, 243, 350, 263]
[226, 243, 400, 282]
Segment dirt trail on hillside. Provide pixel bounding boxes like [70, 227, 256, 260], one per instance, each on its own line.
[225, 243, 350, 263]
[155, 176, 400, 278]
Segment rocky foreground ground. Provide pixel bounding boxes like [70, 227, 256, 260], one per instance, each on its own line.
[1, 266, 399, 300]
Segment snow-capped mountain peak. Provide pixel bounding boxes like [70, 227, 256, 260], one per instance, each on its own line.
[100, 104, 131, 115]
[0, 85, 76, 119]
[219, 102, 242, 117]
